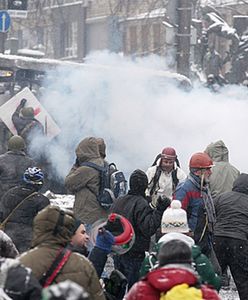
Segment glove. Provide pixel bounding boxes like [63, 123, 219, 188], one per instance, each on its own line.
[96, 229, 115, 254]
[157, 195, 171, 211]
[20, 98, 27, 107]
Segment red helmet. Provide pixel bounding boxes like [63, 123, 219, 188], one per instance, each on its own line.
[189, 152, 213, 169]
[161, 147, 177, 160]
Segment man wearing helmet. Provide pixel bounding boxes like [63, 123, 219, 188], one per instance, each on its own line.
[0, 167, 50, 253]
[0, 135, 36, 202]
[146, 147, 186, 208]
[174, 152, 216, 257]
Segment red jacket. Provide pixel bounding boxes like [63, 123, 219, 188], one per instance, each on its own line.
[125, 265, 220, 300]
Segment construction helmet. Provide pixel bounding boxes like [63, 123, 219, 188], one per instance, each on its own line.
[189, 152, 213, 169]
[161, 147, 177, 160]
[8, 135, 26, 151]
[21, 107, 34, 118]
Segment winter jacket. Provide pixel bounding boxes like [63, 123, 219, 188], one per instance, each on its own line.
[19, 205, 105, 300]
[0, 258, 42, 299]
[146, 163, 186, 206]
[174, 173, 216, 254]
[111, 194, 167, 258]
[205, 140, 240, 198]
[0, 150, 35, 201]
[140, 236, 221, 291]
[0, 185, 50, 253]
[214, 173, 248, 241]
[12, 105, 44, 143]
[65, 137, 108, 224]
[125, 264, 220, 300]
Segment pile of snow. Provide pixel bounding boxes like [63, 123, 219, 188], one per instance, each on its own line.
[44, 191, 74, 210]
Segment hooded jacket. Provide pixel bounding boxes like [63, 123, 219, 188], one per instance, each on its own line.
[0, 150, 35, 202]
[125, 265, 220, 300]
[214, 173, 248, 240]
[19, 205, 105, 300]
[65, 137, 108, 224]
[205, 140, 240, 198]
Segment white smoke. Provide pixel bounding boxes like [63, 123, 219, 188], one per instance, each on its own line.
[37, 51, 247, 182]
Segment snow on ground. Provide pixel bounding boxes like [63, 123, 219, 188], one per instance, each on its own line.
[47, 193, 240, 299]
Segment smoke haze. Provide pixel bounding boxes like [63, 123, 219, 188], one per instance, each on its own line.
[37, 51, 248, 181]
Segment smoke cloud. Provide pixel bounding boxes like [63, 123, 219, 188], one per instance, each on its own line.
[37, 51, 247, 182]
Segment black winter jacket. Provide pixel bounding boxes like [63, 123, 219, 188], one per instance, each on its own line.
[214, 173, 248, 241]
[0, 150, 35, 201]
[111, 194, 166, 258]
[0, 185, 50, 253]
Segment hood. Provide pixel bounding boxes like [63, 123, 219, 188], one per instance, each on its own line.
[96, 138, 106, 159]
[146, 265, 197, 292]
[75, 137, 101, 164]
[204, 140, 229, 162]
[31, 205, 77, 248]
[232, 173, 248, 195]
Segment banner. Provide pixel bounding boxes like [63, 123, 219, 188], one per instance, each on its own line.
[0, 87, 61, 139]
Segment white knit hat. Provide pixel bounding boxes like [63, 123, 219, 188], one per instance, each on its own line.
[161, 200, 189, 233]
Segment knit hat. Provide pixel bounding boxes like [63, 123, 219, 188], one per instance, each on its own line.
[129, 169, 148, 196]
[161, 200, 189, 233]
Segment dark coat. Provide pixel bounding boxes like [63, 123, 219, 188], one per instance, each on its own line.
[12, 105, 44, 140]
[111, 194, 165, 258]
[0, 150, 35, 201]
[0, 257, 42, 300]
[214, 173, 248, 241]
[65, 137, 108, 224]
[0, 185, 50, 253]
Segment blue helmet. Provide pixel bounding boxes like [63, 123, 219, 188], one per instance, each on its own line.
[23, 167, 44, 185]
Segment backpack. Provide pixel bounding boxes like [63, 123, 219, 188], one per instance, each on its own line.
[80, 162, 127, 210]
[20, 120, 44, 142]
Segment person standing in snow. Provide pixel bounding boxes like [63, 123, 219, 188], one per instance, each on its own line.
[19, 205, 105, 300]
[146, 147, 186, 208]
[125, 239, 221, 300]
[65, 137, 108, 227]
[111, 169, 170, 289]
[174, 152, 215, 257]
[0, 167, 49, 253]
[0, 135, 36, 202]
[213, 173, 248, 300]
[204, 140, 240, 199]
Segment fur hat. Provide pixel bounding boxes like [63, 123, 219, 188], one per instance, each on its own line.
[161, 200, 189, 233]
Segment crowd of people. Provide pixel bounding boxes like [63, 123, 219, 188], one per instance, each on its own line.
[0, 99, 247, 299]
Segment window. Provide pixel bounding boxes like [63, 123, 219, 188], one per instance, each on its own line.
[59, 21, 77, 58]
[153, 23, 161, 54]
[129, 26, 137, 54]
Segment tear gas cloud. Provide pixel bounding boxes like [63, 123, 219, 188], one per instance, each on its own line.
[36, 51, 248, 182]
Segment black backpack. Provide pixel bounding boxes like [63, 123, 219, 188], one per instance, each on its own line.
[80, 162, 127, 210]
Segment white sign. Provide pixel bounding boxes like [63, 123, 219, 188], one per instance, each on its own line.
[0, 87, 61, 139]
[8, 10, 27, 19]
